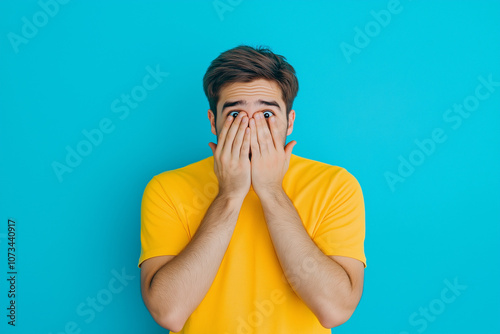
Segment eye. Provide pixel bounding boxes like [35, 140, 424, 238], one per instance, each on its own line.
[263, 110, 274, 118]
[228, 111, 240, 118]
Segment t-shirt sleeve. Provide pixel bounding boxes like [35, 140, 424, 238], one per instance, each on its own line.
[137, 175, 191, 268]
[312, 168, 367, 268]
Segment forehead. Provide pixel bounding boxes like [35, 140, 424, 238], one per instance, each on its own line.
[217, 79, 284, 111]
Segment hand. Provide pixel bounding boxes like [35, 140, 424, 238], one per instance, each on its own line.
[249, 112, 296, 198]
[209, 111, 251, 200]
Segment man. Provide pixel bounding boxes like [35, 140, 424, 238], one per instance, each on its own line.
[138, 45, 366, 333]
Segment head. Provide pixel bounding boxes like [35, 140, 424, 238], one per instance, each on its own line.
[203, 45, 298, 145]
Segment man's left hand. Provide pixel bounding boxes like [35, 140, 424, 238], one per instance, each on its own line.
[249, 112, 296, 198]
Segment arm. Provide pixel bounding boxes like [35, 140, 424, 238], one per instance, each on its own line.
[141, 111, 252, 331]
[258, 189, 364, 328]
[141, 193, 244, 331]
[249, 111, 364, 328]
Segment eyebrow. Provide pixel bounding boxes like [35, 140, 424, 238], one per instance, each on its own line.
[221, 99, 282, 115]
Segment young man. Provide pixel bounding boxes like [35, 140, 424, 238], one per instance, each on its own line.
[138, 45, 366, 333]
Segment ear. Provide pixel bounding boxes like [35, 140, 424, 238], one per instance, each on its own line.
[286, 109, 296, 136]
[208, 109, 217, 136]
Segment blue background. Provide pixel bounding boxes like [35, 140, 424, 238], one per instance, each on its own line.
[1, 0, 499, 333]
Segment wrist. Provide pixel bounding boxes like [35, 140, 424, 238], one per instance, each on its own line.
[255, 185, 285, 202]
[216, 189, 247, 205]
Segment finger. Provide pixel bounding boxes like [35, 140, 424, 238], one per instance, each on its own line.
[255, 113, 272, 154]
[268, 115, 282, 149]
[221, 113, 244, 157]
[208, 142, 216, 155]
[249, 118, 260, 158]
[232, 115, 248, 157]
[284, 140, 297, 166]
[240, 127, 251, 160]
[216, 115, 234, 153]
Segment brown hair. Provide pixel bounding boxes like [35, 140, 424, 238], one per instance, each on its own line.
[203, 45, 299, 123]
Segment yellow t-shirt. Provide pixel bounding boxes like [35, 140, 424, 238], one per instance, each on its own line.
[138, 153, 366, 333]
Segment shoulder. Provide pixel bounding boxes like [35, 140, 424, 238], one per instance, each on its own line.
[142, 156, 214, 197]
[286, 154, 363, 205]
[289, 154, 360, 186]
[152, 155, 214, 184]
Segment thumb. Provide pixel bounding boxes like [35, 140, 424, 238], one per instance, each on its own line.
[284, 140, 296, 165]
[208, 142, 216, 155]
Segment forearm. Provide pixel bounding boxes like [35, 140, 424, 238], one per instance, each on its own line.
[259, 189, 353, 326]
[147, 193, 243, 328]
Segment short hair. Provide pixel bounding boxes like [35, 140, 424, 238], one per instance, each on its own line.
[203, 45, 299, 123]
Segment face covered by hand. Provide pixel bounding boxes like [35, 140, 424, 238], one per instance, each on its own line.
[208, 78, 297, 196]
[209, 78, 295, 160]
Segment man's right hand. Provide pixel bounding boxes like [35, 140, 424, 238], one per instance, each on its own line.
[208, 111, 251, 200]
[144, 114, 250, 330]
